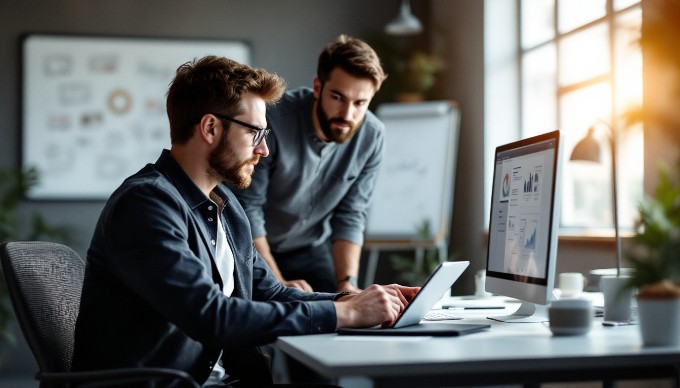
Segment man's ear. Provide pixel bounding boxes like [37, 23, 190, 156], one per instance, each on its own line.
[313, 77, 322, 99]
[197, 114, 219, 145]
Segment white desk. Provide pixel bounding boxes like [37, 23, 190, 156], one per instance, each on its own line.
[275, 298, 680, 387]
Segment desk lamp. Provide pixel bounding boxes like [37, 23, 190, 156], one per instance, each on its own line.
[385, 0, 423, 36]
[570, 122, 622, 276]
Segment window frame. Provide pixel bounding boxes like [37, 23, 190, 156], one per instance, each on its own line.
[517, 0, 643, 236]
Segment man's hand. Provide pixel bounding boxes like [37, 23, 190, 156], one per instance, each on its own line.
[384, 284, 419, 303]
[282, 279, 314, 292]
[334, 284, 421, 329]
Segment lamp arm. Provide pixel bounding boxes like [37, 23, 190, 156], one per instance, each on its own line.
[599, 120, 622, 277]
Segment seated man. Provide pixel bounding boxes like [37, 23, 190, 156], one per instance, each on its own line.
[72, 55, 418, 387]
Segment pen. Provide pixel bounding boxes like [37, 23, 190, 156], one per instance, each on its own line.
[443, 305, 505, 310]
[602, 320, 636, 326]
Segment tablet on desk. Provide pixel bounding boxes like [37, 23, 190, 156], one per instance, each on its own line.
[337, 261, 490, 336]
[337, 322, 490, 336]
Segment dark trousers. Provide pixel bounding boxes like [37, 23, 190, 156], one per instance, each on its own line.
[272, 242, 337, 385]
[273, 241, 337, 293]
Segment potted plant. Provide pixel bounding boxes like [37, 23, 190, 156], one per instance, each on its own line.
[625, 163, 680, 346]
[367, 34, 444, 106]
[0, 167, 73, 354]
[392, 50, 444, 102]
[619, 0, 680, 346]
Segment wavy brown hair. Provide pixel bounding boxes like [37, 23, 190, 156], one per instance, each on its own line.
[317, 34, 387, 91]
[166, 55, 286, 145]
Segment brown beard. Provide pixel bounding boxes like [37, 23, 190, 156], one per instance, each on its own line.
[207, 130, 258, 189]
[316, 87, 360, 144]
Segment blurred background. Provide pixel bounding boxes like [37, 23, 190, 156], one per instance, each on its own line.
[1, 0, 678, 383]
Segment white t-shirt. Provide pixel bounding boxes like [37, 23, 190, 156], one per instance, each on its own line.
[214, 215, 235, 296]
[204, 214, 235, 386]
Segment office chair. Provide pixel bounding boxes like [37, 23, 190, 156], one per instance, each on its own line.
[0, 241, 200, 388]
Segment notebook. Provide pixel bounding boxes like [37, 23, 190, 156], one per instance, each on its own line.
[337, 261, 491, 336]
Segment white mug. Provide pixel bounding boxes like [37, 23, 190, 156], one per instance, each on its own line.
[559, 272, 587, 297]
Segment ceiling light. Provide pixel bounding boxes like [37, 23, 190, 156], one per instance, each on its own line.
[385, 0, 423, 36]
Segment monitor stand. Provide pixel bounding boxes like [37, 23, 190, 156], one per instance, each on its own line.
[487, 301, 548, 323]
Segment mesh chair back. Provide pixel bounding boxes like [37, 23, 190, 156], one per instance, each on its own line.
[0, 241, 84, 374]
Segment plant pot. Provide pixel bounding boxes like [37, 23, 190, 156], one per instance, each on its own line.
[636, 297, 680, 346]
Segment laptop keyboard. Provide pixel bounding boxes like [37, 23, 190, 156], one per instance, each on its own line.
[423, 311, 462, 321]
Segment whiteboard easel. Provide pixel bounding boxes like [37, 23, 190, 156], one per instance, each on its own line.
[363, 101, 460, 287]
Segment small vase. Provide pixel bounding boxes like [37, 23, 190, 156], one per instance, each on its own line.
[636, 297, 680, 346]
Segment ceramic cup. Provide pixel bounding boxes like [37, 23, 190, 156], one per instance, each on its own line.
[559, 272, 587, 297]
[601, 275, 633, 322]
[549, 298, 593, 336]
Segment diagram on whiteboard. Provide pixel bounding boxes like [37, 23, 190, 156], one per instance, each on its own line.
[22, 34, 250, 199]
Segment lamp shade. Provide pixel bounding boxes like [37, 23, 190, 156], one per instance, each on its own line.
[570, 127, 601, 162]
[385, 0, 423, 36]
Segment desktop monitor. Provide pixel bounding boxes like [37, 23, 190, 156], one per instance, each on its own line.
[485, 130, 563, 322]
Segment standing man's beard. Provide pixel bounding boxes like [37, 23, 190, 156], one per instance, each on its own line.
[316, 92, 360, 144]
[208, 132, 258, 189]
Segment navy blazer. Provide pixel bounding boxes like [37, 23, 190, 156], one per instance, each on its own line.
[72, 150, 338, 385]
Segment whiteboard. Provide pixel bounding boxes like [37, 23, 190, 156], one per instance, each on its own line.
[365, 101, 460, 240]
[21, 34, 250, 200]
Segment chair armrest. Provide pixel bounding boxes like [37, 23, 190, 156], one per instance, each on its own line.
[38, 367, 200, 388]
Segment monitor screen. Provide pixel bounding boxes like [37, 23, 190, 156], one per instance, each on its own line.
[485, 130, 562, 322]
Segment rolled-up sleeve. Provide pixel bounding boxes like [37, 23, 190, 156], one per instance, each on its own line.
[331, 122, 385, 246]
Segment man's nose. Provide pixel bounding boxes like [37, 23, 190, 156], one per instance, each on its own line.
[338, 102, 354, 120]
[255, 138, 269, 157]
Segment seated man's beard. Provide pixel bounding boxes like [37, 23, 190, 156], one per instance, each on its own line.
[208, 140, 256, 189]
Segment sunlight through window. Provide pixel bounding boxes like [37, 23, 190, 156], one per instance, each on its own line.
[519, 0, 643, 232]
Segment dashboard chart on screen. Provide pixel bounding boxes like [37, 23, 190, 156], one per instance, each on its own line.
[485, 130, 563, 322]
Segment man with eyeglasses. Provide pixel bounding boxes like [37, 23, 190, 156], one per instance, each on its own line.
[72, 55, 416, 387]
[232, 35, 387, 298]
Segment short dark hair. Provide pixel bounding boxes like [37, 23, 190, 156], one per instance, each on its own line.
[166, 55, 286, 145]
[317, 34, 387, 91]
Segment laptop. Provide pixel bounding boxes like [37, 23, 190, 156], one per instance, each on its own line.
[338, 261, 490, 336]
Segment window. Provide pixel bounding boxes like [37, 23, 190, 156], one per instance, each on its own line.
[519, 0, 643, 232]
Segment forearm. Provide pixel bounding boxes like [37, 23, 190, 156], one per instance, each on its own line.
[333, 239, 362, 291]
[254, 236, 314, 292]
[253, 236, 285, 281]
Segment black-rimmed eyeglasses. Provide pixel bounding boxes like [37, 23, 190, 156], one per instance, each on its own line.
[212, 113, 272, 147]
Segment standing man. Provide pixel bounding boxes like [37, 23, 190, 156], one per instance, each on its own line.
[72, 55, 416, 387]
[233, 35, 387, 294]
